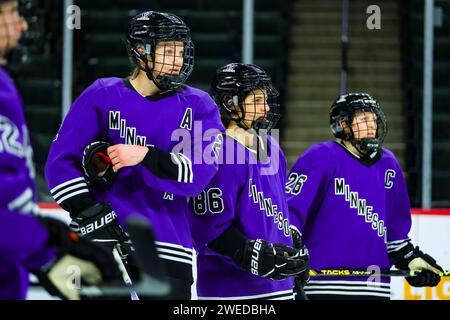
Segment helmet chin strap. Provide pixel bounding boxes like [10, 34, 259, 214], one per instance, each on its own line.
[341, 124, 378, 158]
[350, 138, 380, 158]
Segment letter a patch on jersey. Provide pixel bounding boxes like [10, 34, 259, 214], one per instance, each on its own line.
[180, 107, 193, 130]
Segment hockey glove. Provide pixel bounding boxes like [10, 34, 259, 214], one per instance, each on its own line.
[82, 141, 117, 184]
[31, 217, 122, 300]
[390, 243, 443, 287]
[233, 239, 308, 281]
[70, 202, 129, 250]
[290, 226, 310, 300]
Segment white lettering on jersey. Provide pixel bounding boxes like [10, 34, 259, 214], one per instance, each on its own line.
[0, 116, 35, 179]
[249, 179, 291, 237]
[108, 111, 147, 146]
[334, 178, 387, 242]
[385, 169, 396, 189]
[163, 192, 174, 200]
[285, 172, 308, 195]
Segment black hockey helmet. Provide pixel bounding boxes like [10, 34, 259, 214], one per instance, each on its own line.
[209, 63, 280, 132]
[126, 11, 194, 91]
[330, 93, 387, 156]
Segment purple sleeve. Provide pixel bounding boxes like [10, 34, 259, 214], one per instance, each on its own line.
[0, 79, 37, 214]
[286, 144, 332, 233]
[0, 116, 36, 214]
[45, 81, 106, 211]
[188, 156, 245, 251]
[385, 159, 412, 242]
[136, 93, 224, 196]
[0, 209, 56, 270]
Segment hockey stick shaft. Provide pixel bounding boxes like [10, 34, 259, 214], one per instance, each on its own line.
[309, 269, 450, 277]
[112, 246, 139, 300]
[80, 218, 170, 298]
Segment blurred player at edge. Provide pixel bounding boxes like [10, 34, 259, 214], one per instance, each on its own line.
[0, 0, 121, 300]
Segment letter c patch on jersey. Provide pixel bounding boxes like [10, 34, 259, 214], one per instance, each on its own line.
[385, 169, 396, 189]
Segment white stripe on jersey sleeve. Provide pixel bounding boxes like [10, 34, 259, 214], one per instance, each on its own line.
[178, 153, 193, 183]
[56, 189, 90, 204]
[170, 153, 184, 182]
[387, 238, 411, 253]
[50, 177, 86, 193]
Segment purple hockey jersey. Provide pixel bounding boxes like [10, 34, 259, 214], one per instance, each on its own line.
[45, 78, 224, 284]
[287, 141, 412, 299]
[189, 134, 295, 300]
[0, 66, 55, 299]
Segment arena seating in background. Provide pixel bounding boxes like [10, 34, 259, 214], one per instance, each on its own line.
[74, 0, 290, 93]
[283, 0, 406, 177]
[403, 0, 450, 206]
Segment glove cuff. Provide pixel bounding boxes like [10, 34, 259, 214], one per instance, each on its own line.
[207, 225, 248, 261]
[389, 242, 416, 270]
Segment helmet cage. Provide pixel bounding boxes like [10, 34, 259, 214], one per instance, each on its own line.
[211, 64, 281, 133]
[330, 95, 387, 156]
[126, 12, 194, 91]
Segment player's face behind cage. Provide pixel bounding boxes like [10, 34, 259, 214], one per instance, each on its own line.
[222, 85, 279, 132]
[210, 63, 281, 133]
[126, 11, 194, 91]
[241, 87, 280, 132]
[344, 108, 387, 155]
[131, 40, 193, 90]
[152, 40, 190, 85]
[330, 93, 388, 156]
[341, 111, 378, 140]
[0, 0, 28, 58]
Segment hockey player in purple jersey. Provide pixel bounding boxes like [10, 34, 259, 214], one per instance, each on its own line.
[189, 63, 309, 300]
[45, 11, 224, 299]
[287, 93, 443, 300]
[0, 0, 121, 300]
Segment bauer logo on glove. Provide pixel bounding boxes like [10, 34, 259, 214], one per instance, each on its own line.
[82, 141, 117, 184]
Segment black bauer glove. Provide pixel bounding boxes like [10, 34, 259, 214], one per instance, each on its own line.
[70, 202, 129, 248]
[290, 226, 310, 300]
[80, 141, 135, 263]
[390, 243, 443, 287]
[233, 239, 308, 281]
[70, 202, 137, 279]
[30, 217, 122, 300]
